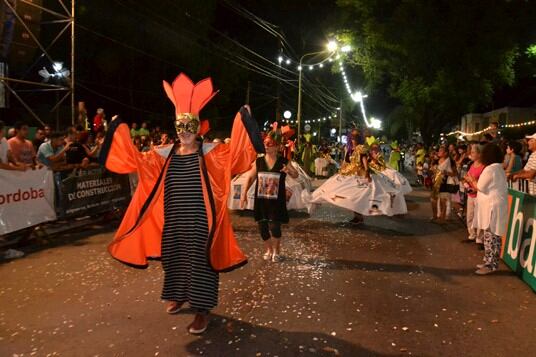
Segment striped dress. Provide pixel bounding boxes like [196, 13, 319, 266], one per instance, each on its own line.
[160, 152, 219, 311]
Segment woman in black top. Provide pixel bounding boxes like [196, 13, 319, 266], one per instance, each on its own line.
[242, 126, 298, 262]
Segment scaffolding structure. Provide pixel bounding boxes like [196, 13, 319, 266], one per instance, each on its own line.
[0, 0, 74, 127]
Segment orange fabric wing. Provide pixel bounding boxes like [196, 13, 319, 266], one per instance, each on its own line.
[104, 122, 167, 267]
[204, 106, 264, 271]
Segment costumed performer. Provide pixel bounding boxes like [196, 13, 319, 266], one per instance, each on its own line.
[282, 125, 296, 162]
[388, 140, 401, 171]
[303, 136, 404, 224]
[301, 132, 315, 176]
[99, 73, 264, 334]
[367, 138, 411, 214]
[241, 123, 299, 262]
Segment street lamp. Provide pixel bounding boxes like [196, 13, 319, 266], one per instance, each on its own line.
[297, 41, 338, 146]
[283, 110, 292, 119]
[327, 40, 338, 52]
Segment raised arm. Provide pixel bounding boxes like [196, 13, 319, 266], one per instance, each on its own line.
[240, 162, 257, 209]
[228, 105, 265, 176]
[99, 115, 153, 174]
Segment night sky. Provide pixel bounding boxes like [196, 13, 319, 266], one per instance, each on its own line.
[2, 0, 535, 137]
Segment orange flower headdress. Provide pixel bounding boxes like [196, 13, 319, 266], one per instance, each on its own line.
[163, 73, 218, 136]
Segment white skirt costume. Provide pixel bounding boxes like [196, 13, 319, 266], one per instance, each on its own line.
[380, 167, 412, 214]
[228, 160, 311, 211]
[302, 146, 409, 216]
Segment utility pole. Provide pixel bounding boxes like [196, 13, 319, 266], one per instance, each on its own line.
[71, 0, 75, 126]
[275, 38, 282, 123]
[245, 81, 251, 105]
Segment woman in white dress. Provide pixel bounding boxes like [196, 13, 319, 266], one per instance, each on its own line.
[465, 144, 508, 275]
[304, 137, 406, 224]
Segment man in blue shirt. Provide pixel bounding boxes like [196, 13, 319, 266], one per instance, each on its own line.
[37, 132, 69, 168]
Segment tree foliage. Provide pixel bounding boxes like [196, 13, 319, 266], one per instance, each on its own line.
[337, 0, 535, 141]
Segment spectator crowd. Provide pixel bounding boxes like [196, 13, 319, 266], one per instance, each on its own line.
[411, 122, 536, 275]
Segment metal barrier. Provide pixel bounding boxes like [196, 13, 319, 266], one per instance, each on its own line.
[1, 167, 131, 247]
[508, 179, 532, 195]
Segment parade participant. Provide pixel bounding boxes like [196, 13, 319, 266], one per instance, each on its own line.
[304, 136, 405, 224]
[369, 138, 412, 212]
[241, 123, 299, 262]
[228, 123, 310, 211]
[301, 133, 315, 176]
[415, 143, 426, 167]
[388, 140, 401, 171]
[281, 125, 295, 161]
[99, 73, 264, 334]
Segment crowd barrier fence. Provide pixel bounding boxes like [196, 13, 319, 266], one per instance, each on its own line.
[0, 167, 131, 237]
[502, 179, 536, 292]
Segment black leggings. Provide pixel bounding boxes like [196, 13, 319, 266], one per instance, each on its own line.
[258, 220, 282, 241]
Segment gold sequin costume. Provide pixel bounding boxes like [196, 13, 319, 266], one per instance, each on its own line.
[340, 144, 368, 177]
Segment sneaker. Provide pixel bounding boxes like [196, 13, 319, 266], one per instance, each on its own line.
[475, 266, 497, 275]
[272, 253, 283, 262]
[166, 301, 184, 314]
[476, 263, 486, 269]
[187, 313, 209, 334]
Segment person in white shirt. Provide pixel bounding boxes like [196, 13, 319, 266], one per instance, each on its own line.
[511, 133, 536, 195]
[466, 144, 508, 275]
[0, 120, 26, 171]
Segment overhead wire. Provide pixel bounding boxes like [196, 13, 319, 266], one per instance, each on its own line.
[115, 0, 298, 81]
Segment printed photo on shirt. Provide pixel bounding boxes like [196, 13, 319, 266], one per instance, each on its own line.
[233, 184, 242, 200]
[257, 172, 281, 199]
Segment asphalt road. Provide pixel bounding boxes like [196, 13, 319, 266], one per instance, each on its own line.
[1, 184, 535, 356]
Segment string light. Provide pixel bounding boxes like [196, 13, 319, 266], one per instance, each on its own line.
[277, 43, 375, 128]
[446, 126, 491, 137]
[447, 120, 536, 137]
[502, 120, 536, 128]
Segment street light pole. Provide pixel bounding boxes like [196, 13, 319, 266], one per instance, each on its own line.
[339, 99, 343, 143]
[71, 0, 75, 126]
[296, 49, 333, 146]
[296, 59, 303, 146]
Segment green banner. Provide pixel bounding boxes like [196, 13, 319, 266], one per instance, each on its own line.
[502, 188, 536, 292]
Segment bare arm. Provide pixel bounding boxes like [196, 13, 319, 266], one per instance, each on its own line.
[46, 143, 72, 163]
[512, 169, 536, 181]
[1, 150, 26, 171]
[240, 162, 257, 208]
[281, 162, 298, 179]
[505, 154, 515, 174]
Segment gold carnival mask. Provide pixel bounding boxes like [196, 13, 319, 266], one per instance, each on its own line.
[174, 113, 200, 135]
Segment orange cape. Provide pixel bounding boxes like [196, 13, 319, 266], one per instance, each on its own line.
[100, 106, 263, 272]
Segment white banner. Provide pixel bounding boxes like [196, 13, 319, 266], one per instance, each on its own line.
[0, 168, 57, 235]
